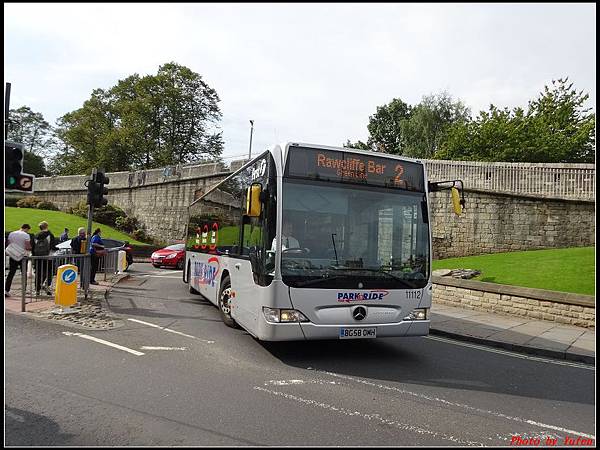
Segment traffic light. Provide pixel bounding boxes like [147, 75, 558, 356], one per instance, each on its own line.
[96, 169, 109, 206]
[5, 141, 35, 192]
[86, 168, 110, 207]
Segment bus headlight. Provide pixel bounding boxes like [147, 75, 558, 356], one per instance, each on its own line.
[263, 307, 309, 323]
[403, 308, 428, 321]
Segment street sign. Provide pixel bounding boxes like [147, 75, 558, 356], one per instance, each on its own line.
[55, 264, 78, 307]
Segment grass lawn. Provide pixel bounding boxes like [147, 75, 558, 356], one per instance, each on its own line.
[5, 207, 149, 245]
[432, 247, 595, 296]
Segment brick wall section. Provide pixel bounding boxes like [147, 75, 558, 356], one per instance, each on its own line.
[430, 189, 595, 259]
[432, 276, 595, 328]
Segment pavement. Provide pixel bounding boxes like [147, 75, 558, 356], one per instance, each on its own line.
[4, 277, 121, 314]
[5, 273, 595, 365]
[430, 303, 595, 364]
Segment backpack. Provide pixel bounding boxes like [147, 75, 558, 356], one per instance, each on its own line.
[34, 234, 52, 256]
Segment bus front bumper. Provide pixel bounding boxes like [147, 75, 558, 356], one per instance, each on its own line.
[256, 319, 430, 341]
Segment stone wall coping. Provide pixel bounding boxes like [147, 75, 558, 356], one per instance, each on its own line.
[431, 275, 595, 308]
[34, 170, 233, 193]
[455, 188, 595, 204]
[424, 160, 595, 169]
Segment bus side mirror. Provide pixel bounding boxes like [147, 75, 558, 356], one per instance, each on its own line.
[451, 187, 464, 216]
[246, 183, 262, 217]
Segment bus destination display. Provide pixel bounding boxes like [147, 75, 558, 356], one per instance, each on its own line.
[284, 146, 425, 191]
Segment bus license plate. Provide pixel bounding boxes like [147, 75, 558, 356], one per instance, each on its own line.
[339, 327, 377, 339]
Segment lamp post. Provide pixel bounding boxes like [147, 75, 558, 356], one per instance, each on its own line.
[248, 120, 254, 160]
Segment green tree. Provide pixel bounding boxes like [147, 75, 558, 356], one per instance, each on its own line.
[6, 106, 55, 157]
[366, 98, 412, 154]
[6, 106, 57, 176]
[22, 151, 50, 177]
[343, 139, 371, 151]
[50, 62, 224, 175]
[402, 92, 470, 159]
[437, 78, 595, 163]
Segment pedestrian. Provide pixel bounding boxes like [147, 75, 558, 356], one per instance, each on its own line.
[89, 228, 106, 285]
[5, 224, 32, 297]
[59, 227, 69, 243]
[70, 227, 87, 255]
[70, 227, 88, 284]
[32, 221, 58, 296]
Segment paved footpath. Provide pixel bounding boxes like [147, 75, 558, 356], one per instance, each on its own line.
[430, 303, 595, 364]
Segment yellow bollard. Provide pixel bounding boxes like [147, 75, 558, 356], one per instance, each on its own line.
[55, 264, 78, 308]
[118, 250, 127, 274]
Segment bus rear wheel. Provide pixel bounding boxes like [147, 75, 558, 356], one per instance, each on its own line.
[218, 276, 239, 328]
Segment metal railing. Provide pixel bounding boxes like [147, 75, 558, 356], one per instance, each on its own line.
[16, 254, 90, 312]
[424, 160, 595, 200]
[10, 251, 123, 312]
[97, 249, 121, 277]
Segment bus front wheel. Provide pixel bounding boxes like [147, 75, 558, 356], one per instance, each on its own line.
[218, 276, 239, 328]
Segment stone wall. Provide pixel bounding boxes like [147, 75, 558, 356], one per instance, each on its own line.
[25, 163, 596, 251]
[430, 189, 595, 259]
[432, 276, 595, 328]
[29, 162, 239, 243]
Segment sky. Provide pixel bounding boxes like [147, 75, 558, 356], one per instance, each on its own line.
[4, 3, 596, 163]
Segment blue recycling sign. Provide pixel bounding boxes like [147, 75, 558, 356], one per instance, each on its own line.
[61, 268, 78, 285]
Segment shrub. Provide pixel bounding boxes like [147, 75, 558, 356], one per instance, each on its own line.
[115, 216, 140, 233]
[68, 202, 127, 225]
[4, 196, 21, 207]
[16, 196, 43, 208]
[131, 228, 151, 243]
[68, 200, 88, 218]
[93, 204, 127, 226]
[35, 201, 59, 211]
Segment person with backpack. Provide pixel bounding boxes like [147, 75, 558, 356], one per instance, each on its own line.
[32, 221, 58, 296]
[5, 224, 32, 297]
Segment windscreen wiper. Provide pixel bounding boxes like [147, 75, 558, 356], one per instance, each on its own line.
[328, 267, 419, 289]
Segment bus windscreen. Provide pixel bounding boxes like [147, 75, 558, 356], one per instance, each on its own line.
[284, 146, 425, 192]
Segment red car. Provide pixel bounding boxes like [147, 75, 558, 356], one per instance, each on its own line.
[151, 244, 185, 269]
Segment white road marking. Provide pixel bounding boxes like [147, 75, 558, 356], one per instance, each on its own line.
[266, 379, 340, 386]
[140, 346, 187, 351]
[425, 335, 594, 370]
[127, 318, 215, 344]
[308, 369, 596, 440]
[62, 332, 144, 356]
[254, 386, 485, 446]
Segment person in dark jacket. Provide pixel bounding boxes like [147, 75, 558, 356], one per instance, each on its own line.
[70, 227, 87, 255]
[59, 228, 69, 243]
[70, 227, 88, 285]
[32, 221, 58, 296]
[89, 228, 106, 285]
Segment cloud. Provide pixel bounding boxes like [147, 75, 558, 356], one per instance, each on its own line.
[5, 3, 596, 159]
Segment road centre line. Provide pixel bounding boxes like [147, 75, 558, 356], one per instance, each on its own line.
[62, 332, 144, 356]
[307, 369, 596, 440]
[253, 386, 484, 446]
[127, 318, 215, 344]
[425, 335, 594, 370]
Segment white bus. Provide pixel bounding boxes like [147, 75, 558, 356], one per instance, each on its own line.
[183, 142, 463, 341]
